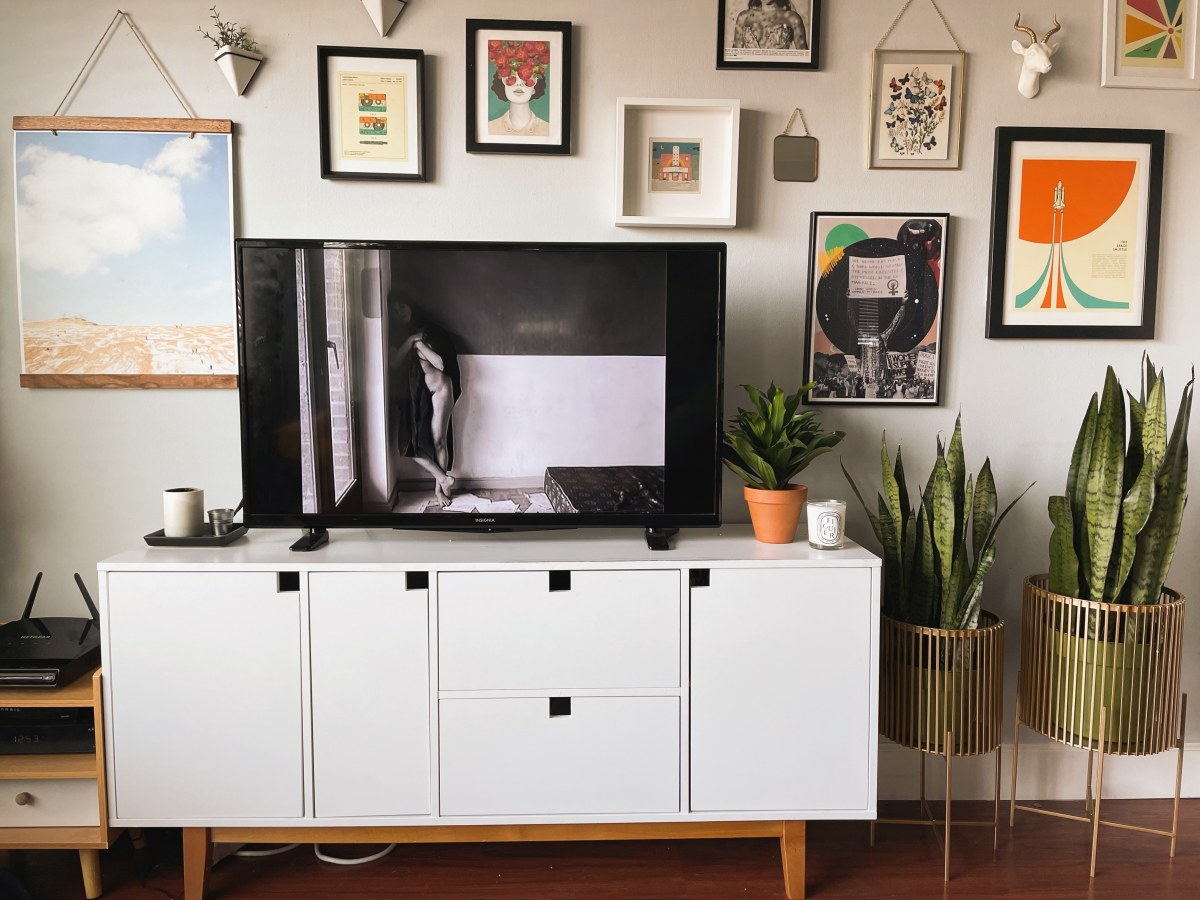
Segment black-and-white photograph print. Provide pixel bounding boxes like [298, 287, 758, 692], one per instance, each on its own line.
[717, 0, 821, 70]
[239, 245, 668, 517]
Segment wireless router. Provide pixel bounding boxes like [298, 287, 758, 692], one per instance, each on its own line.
[0, 573, 101, 688]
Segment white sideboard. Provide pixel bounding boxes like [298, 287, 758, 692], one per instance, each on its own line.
[97, 525, 880, 899]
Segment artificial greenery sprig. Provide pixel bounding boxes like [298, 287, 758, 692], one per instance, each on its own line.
[197, 6, 259, 52]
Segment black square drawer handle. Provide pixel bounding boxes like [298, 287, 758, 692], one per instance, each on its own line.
[548, 571, 571, 592]
[549, 697, 571, 717]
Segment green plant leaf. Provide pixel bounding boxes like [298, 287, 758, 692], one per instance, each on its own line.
[928, 452, 955, 618]
[1065, 393, 1098, 591]
[1127, 371, 1193, 605]
[973, 460, 998, 565]
[841, 459, 885, 549]
[955, 545, 995, 630]
[1048, 495, 1079, 596]
[1084, 368, 1126, 601]
[878, 495, 903, 620]
[912, 502, 936, 628]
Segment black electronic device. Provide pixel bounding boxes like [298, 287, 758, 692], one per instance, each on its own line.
[0, 706, 95, 754]
[236, 240, 727, 551]
[0, 573, 101, 689]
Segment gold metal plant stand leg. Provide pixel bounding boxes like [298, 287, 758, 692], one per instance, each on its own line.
[1011, 694, 1188, 876]
[871, 729, 1002, 882]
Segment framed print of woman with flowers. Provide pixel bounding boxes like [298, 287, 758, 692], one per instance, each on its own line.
[466, 19, 572, 154]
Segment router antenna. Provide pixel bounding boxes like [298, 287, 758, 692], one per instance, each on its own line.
[74, 574, 100, 622]
[21, 572, 43, 620]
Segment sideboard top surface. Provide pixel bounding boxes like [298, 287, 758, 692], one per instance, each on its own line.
[99, 525, 880, 571]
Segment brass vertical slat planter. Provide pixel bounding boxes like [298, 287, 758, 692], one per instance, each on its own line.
[1011, 574, 1188, 875]
[872, 611, 1004, 881]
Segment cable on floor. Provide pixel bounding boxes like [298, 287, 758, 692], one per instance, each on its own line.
[313, 843, 397, 865]
[234, 843, 301, 858]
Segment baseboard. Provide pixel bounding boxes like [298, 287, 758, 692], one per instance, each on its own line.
[878, 739, 1199, 801]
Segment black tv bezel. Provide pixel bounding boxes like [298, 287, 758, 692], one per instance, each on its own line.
[234, 238, 726, 534]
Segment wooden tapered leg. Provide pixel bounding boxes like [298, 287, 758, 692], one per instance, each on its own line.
[1086, 748, 1096, 818]
[183, 827, 213, 900]
[993, 745, 1002, 851]
[130, 827, 147, 851]
[780, 820, 806, 899]
[78, 849, 102, 900]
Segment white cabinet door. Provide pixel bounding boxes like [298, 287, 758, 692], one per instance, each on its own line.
[104, 572, 303, 820]
[310, 572, 431, 817]
[690, 567, 876, 814]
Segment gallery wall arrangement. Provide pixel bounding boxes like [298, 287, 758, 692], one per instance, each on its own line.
[1, 0, 1199, 805]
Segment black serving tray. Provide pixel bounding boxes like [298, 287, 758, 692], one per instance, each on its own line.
[144, 525, 248, 547]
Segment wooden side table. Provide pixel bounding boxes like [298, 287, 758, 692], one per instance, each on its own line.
[0, 668, 114, 899]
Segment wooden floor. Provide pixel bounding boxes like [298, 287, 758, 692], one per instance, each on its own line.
[3, 800, 1195, 899]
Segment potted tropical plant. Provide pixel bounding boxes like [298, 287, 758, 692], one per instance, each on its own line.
[198, 6, 263, 96]
[722, 382, 845, 544]
[1019, 358, 1193, 750]
[843, 416, 1031, 753]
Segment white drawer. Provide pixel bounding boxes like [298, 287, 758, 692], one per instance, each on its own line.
[438, 570, 680, 690]
[439, 697, 680, 816]
[0, 779, 99, 827]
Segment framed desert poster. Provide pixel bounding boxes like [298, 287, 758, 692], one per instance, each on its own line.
[717, 0, 821, 70]
[466, 19, 572, 154]
[318, 46, 426, 180]
[1102, 0, 1198, 90]
[12, 116, 235, 388]
[985, 127, 1165, 339]
[804, 212, 948, 405]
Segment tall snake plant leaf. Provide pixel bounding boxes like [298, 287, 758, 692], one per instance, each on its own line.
[1048, 495, 1079, 596]
[1109, 375, 1167, 601]
[894, 445, 911, 523]
[1084, 368, 1126, 601]
[973, 460, 998, 568]
[842, 460, 885, 548]
[955, 544, 996, 631]
[878, 496, 903, 621]
[1066, 393, 1098, 591]
[929, 452, 955, 615]
[911, 501, 936, 628]
[1127, 372, 1193, 605]
[946, 415, 967, 556]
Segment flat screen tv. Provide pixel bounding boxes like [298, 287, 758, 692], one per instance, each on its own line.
[235, 240, 726, 548]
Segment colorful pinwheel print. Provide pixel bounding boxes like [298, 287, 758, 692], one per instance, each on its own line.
[883, 68, 948, 157]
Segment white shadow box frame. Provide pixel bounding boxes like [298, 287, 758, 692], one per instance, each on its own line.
[615, 98, 740, 228]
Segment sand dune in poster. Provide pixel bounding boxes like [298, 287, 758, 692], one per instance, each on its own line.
[22, 318, 236, 376]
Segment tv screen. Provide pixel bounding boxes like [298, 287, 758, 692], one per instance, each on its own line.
[236, 240, 725, 536]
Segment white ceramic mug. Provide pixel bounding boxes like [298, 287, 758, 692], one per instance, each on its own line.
[163, 488, 205, 537]
[806, 499, 846, 550]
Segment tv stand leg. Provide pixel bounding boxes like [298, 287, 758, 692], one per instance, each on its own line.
[644, 527, 678, 551]
[290, 527, 329, 552]
[182, 828, 212, 900]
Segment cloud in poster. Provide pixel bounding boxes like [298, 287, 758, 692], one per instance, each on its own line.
[16, 135, 214, 276]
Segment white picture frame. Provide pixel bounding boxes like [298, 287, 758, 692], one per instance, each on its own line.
[615, 98, 740, 228]
[1102, 0, 1199, 90]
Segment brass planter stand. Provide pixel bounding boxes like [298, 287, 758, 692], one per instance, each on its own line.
[1010, 574, 1187, 876]
[872, 612, 1005, 880]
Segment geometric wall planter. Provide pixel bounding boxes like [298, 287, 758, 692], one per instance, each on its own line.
[361, 0, 406, 37]
[214, 45, 264, 96]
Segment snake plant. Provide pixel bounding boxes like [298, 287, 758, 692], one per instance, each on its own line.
[722, 382, 845, 490]
[843, 416, 1032, 630]
[1048, 358, 1194, 605]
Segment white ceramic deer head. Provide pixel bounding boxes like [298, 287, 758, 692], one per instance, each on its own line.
[1012, 14, 1062, 99]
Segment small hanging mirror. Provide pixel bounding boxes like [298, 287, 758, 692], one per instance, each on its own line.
[773, 109, 818, 182]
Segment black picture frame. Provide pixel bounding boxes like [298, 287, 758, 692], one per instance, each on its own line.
[803, 211, 949, 406]
[466, 19, 572, 155]
[985, 126, 1165, 340]
[716, 0, 822, 71]
[318, 46, 426, 181]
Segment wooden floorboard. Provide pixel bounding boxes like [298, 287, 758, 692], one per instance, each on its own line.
[2, 800, 1195, 898]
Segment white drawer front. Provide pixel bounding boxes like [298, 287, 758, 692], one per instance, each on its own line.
[439, 697, 680, 816]
[438, 570, 680, 690]
[0, 779, 99, 827]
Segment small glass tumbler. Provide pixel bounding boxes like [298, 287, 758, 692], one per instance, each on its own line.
[806, 499, 846, 550]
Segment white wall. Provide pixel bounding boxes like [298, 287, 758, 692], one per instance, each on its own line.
[1, 1, 1198, 796]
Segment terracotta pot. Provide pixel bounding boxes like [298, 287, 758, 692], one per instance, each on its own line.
[743, 484, 807, 544]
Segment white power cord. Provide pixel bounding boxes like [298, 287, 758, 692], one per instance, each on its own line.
[314, 843, 397, 866]
[233, 843, 301, 858]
